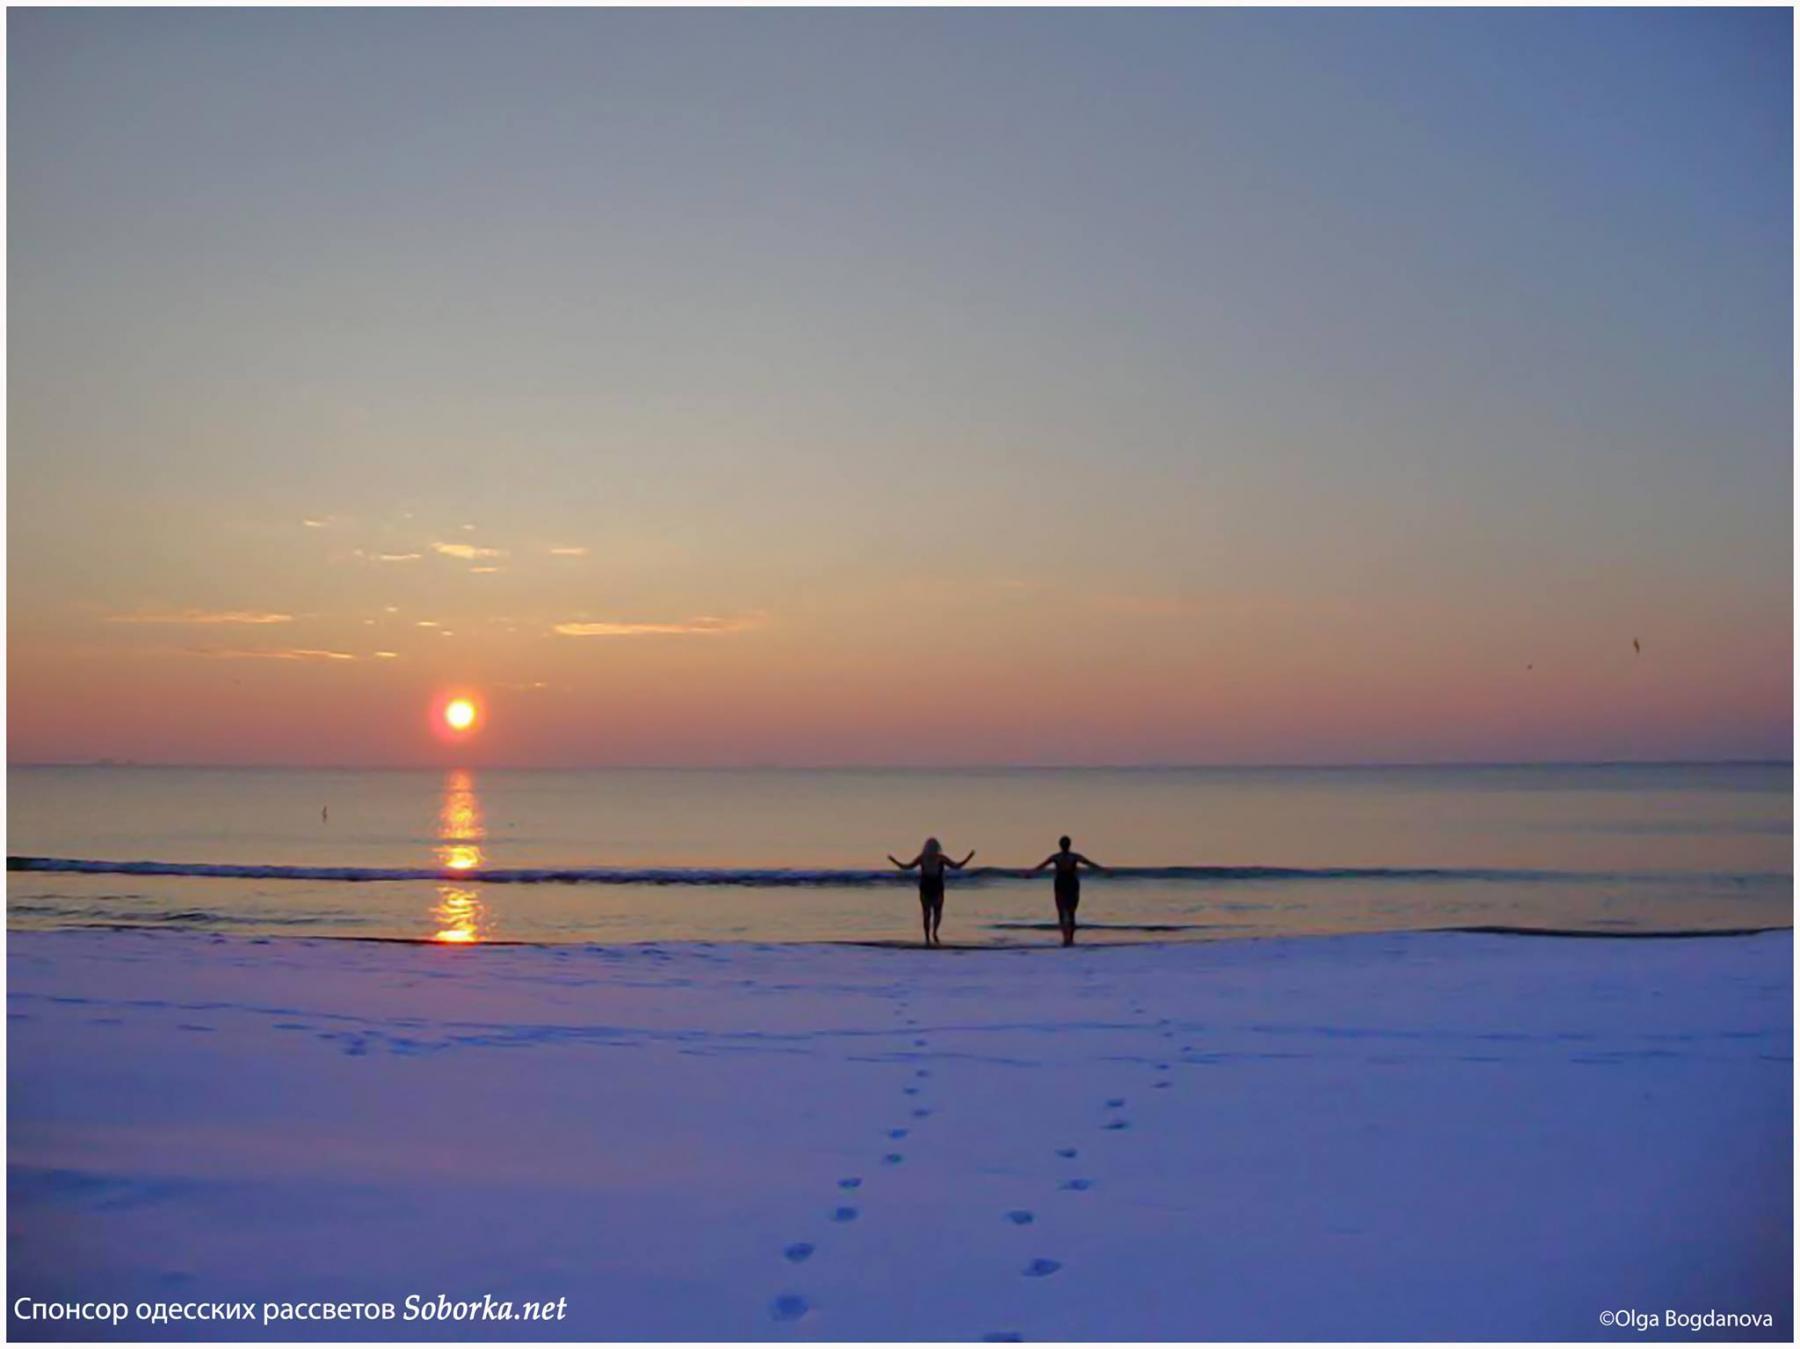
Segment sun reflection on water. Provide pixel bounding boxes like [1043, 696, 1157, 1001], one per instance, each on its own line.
[432, 769, 487, 943]
[432, 885, 483, 943]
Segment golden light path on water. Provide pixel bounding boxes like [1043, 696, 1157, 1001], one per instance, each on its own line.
[432, 768, 486, 943]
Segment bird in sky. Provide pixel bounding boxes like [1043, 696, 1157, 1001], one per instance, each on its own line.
[1633, 638, 1641, 654]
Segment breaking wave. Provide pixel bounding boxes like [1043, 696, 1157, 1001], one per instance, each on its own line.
[8, 855, 1624, 887]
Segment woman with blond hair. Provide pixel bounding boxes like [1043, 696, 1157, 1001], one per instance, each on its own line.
[887, 837, 975, 947]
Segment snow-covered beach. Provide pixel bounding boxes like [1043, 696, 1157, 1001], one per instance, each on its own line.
[7, 928, 1791, 1341]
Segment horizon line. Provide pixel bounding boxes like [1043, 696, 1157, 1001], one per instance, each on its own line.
[8, 757, 1792, 773]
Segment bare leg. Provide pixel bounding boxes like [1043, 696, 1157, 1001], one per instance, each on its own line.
[931, 901, 943, 947]
[921, 903, 932, 948]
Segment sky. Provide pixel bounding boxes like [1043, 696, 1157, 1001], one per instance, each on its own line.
[7, 7, 1792, 767]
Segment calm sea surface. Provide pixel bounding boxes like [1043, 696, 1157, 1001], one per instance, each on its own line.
[6, 764, 1792, 945]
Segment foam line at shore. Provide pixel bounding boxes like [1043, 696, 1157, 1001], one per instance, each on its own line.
[5, 855, 1643, 886]
[11, 923, 1789, 948]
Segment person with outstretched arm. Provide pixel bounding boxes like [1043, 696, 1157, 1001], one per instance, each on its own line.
[1032, 836, 1108, 946]
[887, 837, 976, 947]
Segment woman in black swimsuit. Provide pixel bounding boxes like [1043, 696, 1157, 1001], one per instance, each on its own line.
[887, 837, 976, 947]
[1032, 836, 1107, 946]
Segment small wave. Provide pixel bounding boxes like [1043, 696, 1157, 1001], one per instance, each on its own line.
[12, 905, 347, 928]
[987, 921, 1228, 933]
[1439, 923, 1791, 940]
[6, 856, 1598, 887]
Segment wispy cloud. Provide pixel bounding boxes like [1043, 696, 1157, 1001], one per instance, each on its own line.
[190, 647, 358, 662]
[548, 545, 589, 557]
[373, 651, 399, 659]
[469, 565, 503, 574]
[552, 613, 764, 638]
[373, 551, 423, 563]
[109, 609, 295, 626]
[431, 541, 506, 561]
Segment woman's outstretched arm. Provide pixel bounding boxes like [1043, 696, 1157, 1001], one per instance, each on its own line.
[1075, 853, 1109, 873]
[888, 853, 921, 870]
[948, 850, 976, 869]
[1031, 855, 1058, 871]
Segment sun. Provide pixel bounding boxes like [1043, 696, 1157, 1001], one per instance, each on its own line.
[443, 697, 478, 732]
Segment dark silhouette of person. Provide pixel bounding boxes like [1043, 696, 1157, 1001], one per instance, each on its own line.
[1032, 836, 1107, 946]
[887, 837, 975, 947]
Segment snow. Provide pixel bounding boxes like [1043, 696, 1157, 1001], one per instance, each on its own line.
[7, 928, 1792, 1340]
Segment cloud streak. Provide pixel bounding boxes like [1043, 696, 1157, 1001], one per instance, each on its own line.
[189, 647, 358, 662]
[109, 609, 295, 626]
[431, 541, 507, 561]
[552, 614, 763, 638]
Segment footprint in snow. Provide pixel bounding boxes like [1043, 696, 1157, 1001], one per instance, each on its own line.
[1022, 1258, 1062, 1278]
[1055, 1147, 1078, 1159]
[1105, 1098, 1125, 1108]
[1061, 1178, 1093, 1192]
[882, 1153, 904, 1165]
[770, 1293, 810, 1322]
[888, 1127, 909, 1139]
[783, 1243, 814, 1264]
[838, 1177, 861, 1190]
[831, 1206, 859, 1223]
[1005, 1210, 1034, 1225]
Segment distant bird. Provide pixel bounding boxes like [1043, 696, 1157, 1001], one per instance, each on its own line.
[1526, 664, 1533, 671]
[1633, 638, 1641, 654]
[321, 805, 329, 823]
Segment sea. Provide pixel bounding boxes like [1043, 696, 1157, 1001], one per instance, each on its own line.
[6, 763, 1792, 946]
